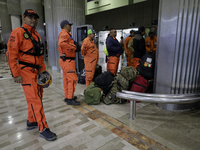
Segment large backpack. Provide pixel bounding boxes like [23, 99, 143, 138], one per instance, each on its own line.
[120, 66, 138, 82]
[84, 82, 101, 105]
[94, 71, 115, 93]
[137, 53, 155, 80]
[102, 74, 129, 105]
[130, 75, 149, 93]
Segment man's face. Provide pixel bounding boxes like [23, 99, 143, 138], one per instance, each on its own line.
[141, 31, 145, 36]
[65, 24, 71, 32]
[110, 29, 117, 37]
[130, 32, 135, 37]
[89, 33, 95, 40]
[23, 15, 38, 28]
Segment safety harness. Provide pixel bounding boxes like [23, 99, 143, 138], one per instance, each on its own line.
[18, 27, 43, 71]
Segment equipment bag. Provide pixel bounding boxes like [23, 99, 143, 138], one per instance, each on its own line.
[84, 82, 101, 105]
[93, 64, 102, 81]
[137, 53, 155, 80]
[130, 75, 149, 93]
[120, 66, 138, 82]
[78, 68, 86, 84]
[94, 71, 115, 93]
[102, 75, 129, 105]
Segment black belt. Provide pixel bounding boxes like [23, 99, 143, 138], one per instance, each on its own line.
[60, 56, 75, 61]
[19, 61, 41, 70]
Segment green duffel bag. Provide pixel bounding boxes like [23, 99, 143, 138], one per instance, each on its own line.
[84, 82, 102, 105]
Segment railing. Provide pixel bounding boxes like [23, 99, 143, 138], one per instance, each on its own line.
[116, 90, 200, 120]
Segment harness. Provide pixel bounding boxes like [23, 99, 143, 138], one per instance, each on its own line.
[60, 56, 75, 62]
[19, 27, 44, 56]
[19, 61, 41, 71]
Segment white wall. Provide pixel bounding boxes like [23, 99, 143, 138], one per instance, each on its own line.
[85, 0, 147, 15]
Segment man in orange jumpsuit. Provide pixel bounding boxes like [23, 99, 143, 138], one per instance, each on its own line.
[124, 30, 135, 67]
[145, 31, 157, 54]
[81, 29, 99, 87]
[58, 20, 80, 105]
[106, 29, 123, 75]
[6, 9, 57, 141]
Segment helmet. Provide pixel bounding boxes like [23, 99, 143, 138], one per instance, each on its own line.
[37, 71, 52, 88]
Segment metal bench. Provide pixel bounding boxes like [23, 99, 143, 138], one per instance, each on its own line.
[116, 90, 200, 120]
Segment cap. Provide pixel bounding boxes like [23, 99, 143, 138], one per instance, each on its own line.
[23, 9, 39, 18]
[87, 29, 95, 35]
[60, 20, 73, 28]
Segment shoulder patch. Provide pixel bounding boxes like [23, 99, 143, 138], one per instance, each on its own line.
[23, 33, 29, 39]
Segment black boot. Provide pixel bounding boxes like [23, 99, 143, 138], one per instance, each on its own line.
[66, 98, 80, 105]
[27, 120, 38, 130]
[40, 128, 57, 141]
[64, 96, 77, 102]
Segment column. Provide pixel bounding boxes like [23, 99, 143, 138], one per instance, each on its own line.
[155, 0, 200, 110]
[44, 0, 85, 70]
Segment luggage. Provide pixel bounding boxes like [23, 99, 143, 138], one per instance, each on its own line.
[137, 53, 155, 80]
[93, 64, 102, 81]
[120, 66, 138, 82]
[84, 82, 101, 105]
[102, 74, 129, 105]
[78, 68, 86, 84]
[94, 71, 115, 94]
[130, 75, 149, 93]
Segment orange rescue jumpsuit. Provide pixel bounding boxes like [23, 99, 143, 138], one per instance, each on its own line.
[6, 23, 48, 132]
[145, 36, 157, 54]
[81, 37, 99, 87]
[58, 29, 77, 99]
[124, 36, 134, 67]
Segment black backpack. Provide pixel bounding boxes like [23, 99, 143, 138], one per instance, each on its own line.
[137, 53, 155, 80]
[94, 71, 115, 94]
[93, 64, 102, 81]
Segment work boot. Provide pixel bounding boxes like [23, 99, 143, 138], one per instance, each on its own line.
[66, 98, 80, 105]
[64, 96, 77, 102]
[26, 120, 38, 130]
[40, 128, 57, 141]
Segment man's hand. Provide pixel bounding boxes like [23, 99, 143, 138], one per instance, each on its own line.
[14, 76, 23, 83]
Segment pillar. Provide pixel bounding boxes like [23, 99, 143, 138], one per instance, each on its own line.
[155, 0, 200, 110]
[44, 0, 85, 70]
[0, 1, 12, 44]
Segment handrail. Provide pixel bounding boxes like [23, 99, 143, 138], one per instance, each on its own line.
[116, 90, 200, 120]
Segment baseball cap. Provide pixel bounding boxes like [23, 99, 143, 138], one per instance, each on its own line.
[23, 9, 39, 18]
[60, 20, 73, 28]
[87, 29, 95, 35]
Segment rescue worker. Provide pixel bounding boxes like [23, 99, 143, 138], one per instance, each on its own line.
[58, 20, 80, 105]
[145, 31, 157, 54]
[6, 9, 57, 141]
[133, 26, 146, 69]
[106, 28, 123, 75]
[124, 30, 135, 67]
[81, 29, 99, 87]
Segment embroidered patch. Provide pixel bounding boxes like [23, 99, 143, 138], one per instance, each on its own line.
[10, 36, 15, 42]
[23, 33, 29, 39]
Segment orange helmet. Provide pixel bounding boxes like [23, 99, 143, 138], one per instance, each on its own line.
[37, 71, 52, 88]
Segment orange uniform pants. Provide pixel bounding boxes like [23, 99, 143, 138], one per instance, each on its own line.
[133, 58, 140, 69]
[84, 58, 97, 87]
[59, 59, 78, 99]
[20, 66, 48, 132]
[107, 56, 120, 76]
[126, 51, 131, 66]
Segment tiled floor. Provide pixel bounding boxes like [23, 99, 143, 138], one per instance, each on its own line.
[1, 52, 200, 150]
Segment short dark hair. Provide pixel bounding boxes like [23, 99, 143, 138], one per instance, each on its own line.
[138, 26, 145, 32]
